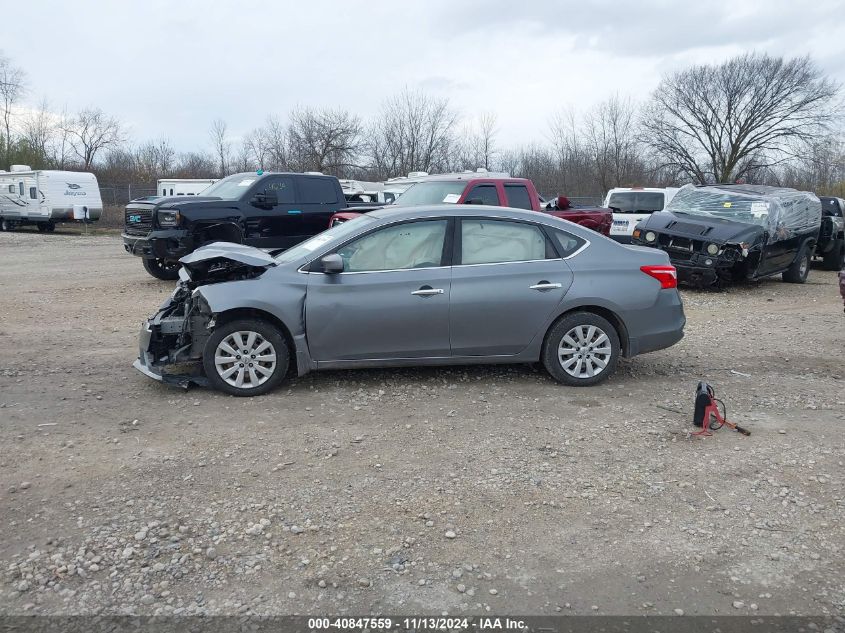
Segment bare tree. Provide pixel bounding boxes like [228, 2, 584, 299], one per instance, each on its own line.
[641, 53, 841, 184]
[174, 151, 216, 178]
[260, 115, 287, 170]
[583, 95, 644, 192]
[209, 118, 230, 177]
[455, 112, 499, 171]
[0, 51, 26, 163]
[368, 88, 459, 178]
[134, 138, 175, 180]
[21, 97, 54, 162]
[63, 107, 125, 169]
[286, 106, 362, 175]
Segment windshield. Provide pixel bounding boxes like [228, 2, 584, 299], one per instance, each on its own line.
[199, 173, 260, 200]
[393, 181, 467, 206]
[667, 190, 771, 226]
[274, 214, 376, 264]
[607, 192, 665, 214]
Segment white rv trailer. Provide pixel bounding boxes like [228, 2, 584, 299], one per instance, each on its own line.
[0, 166, 103, 232]
[156, 178, 217, 197]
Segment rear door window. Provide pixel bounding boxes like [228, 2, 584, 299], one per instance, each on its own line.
[465, 184, 499, 206]
[607, 192, 665, 214]
[460, 219, 550, 264]
[504, 184, 532, 210]
[299, 177, 338, 204]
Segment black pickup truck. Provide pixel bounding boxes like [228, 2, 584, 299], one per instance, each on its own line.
[123, 171, 350, 279]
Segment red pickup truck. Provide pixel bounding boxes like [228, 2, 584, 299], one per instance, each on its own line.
[328, 174, 612, 236]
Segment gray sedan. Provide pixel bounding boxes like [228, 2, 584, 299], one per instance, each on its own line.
[134, 205, 685, 396]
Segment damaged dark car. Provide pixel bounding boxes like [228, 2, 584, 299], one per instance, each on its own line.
[631, 184, 822, 287]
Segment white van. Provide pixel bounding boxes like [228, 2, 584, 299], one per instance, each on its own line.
[156, 178, 217, 197]
[603, 187, 680, 243]
[0, 166, 103, 232]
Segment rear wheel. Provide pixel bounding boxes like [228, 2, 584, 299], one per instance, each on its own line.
[37, 222, 55, 233]
[202, 319, 289, 396]
[1, 219, 15, 232]
[542, 312, 620, 387]
[142, 257, 180, 281]
[782, 246, 811, 283]
[822, 239, 844, 271]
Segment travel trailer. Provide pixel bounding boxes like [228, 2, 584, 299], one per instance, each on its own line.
[0, 166, 103, 232]
[156, 178, 217, 197]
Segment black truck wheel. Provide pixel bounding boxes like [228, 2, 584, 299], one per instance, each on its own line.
[822, 239, 844, 271]
[782, 246, 811, 284]
[142, 257, 180, 281]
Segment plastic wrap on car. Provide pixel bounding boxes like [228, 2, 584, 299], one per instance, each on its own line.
[666, 184, 822, 245]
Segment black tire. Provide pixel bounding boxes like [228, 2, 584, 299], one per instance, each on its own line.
[37, 222, 53, 233]
[142, 257, 180, 281]
[782, 246, 811, 283]
[822, 239, 844, 271]
[203, 319, 289, 396]
[541, 311, 620, 387]
[1, 219, 14, 232]
[45, 221, 55, 233]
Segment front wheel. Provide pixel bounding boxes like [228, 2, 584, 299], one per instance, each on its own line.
[203, 319, 289, 396]
[142, 257, 180, 281]
[782, 247, 811, 283]
[542, 312, 620, 387]
[1, 219, 15, 232]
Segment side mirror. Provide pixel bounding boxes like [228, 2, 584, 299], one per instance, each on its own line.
[320, 253, 344, 274]
[464, 198, 484, 205]
[252, 190, 278, 208]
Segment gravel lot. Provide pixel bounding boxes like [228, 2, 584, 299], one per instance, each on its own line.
[1, 228, 843, 617]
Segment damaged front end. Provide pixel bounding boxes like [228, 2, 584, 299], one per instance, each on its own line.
[632, 212, 766, 287]
[133, 242, 277, 387]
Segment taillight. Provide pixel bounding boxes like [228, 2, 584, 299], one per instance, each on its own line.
[640, 265, 678, 289]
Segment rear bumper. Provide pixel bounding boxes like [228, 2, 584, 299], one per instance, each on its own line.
[626, 289, 686, 356]
[122, 230, 192, 260]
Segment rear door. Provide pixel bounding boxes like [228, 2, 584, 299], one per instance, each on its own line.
[449, 218, 573, 356]
[297, 176, 343, 240]
[607, 191, 665, 242]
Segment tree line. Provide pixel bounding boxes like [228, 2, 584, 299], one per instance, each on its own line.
[1, 51, 842, 202]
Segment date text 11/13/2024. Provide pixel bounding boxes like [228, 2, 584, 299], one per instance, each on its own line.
[307, 617, 527, 630]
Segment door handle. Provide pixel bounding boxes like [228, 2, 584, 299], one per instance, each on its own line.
[411, 286, 445, 296]
[529, 281, 562, 291]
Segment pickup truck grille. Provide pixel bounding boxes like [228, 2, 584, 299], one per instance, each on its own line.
[125, 208, 153, 235]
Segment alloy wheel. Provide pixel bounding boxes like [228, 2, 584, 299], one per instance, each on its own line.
[558, 325, 612, 379]
[214, 331, 277, 389]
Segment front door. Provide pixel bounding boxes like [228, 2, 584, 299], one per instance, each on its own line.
[450, 218, 573, 356]
[306, 219, 452, 361]
[243, 176, 301, 249]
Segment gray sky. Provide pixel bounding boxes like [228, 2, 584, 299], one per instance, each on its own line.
[4, 0, 844, 153]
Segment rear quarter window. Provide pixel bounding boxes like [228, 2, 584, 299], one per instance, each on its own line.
[299, 177, 339, 204]
[549, 228, 587, 257]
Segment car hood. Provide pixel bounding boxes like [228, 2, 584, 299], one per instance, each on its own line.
[640, 211, 765, 243]
[178, 242, 276, 284]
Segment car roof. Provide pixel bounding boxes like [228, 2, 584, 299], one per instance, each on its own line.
[366, 204, 581, 231]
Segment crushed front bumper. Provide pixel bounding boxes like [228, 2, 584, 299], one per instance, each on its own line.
[133, 319, 208, 389]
